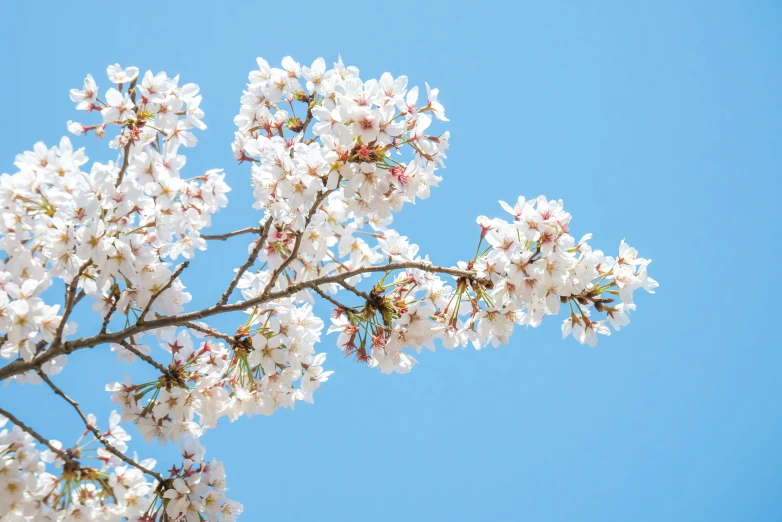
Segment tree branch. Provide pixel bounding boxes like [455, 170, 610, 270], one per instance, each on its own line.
[138, 261, 190, 323]
[100, 292, 119, 335]
[114, 78, 138, 188]
[53, 260, 92, 348]
[201, 226, 262, 241]
[0, 261, 483, 381]
[183, 321, 238, 345]
[300, 99, 315, 136]
[337, 280, 373, 302]
[0, 405, 79, 468]
[218, 219, 270, 306]
[72, 290, 87, 309]
[260, 186, 334, 298]
[36, 369, 164, 483]
[311, 285, 354, 312]
[118, 340, 170, 375]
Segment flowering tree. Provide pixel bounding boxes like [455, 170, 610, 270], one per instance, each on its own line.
[0, 56, 657, 520]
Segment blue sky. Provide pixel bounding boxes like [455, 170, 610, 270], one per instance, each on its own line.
[1, 1, 781, 520]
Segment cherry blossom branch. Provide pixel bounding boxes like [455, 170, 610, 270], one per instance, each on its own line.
[118, 340, 170, 375]
[0, 261, 482, 382]
[0, 405, 79, 468]
[218, 219, 270, 306]
[138, 260, 190, 323]
[114, 78, 137, 187]
[300, 99, 315, 136]
[53, 260, 92, 348]
[311, 285, 354, 312]
[200, 226, 262, 241]
[261, 186, 335, 298]
[183, 321, 238, 345]
[115, 142, 133, 188]
[100, 291, 119, 335]
[72, 289, 87, 309]
[35, 369, 164, 483]
[337, 280, 373, 302]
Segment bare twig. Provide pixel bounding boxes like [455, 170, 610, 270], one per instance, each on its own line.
[100, 293, 119, 335]
[300, 100, 315, 136]
[0, 406, 79, 468]
[138, 261, 190, 323]
[261, 186, 334, 298]
[36, 369, 164, 483]
[312, 286, 354, 311]
[114, 78, 138, 188]
[53, 261, 92, 348]
[183, 321, 237, 345]
[118, 340, 169, 375]
[218, 219, 270, 305]
[201, 226, 262, 241]
[72, 290, 87, 309]
[337, 280, 373, 302]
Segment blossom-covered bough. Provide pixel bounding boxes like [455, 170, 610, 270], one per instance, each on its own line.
[0, 57, 657, 520]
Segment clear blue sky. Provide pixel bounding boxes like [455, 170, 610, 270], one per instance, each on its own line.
[2, 1, 781, 520]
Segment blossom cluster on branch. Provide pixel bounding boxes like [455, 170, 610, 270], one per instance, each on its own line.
[0, 56, 657, 520]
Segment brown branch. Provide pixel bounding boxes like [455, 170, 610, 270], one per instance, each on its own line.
[337, 280, 373, 302]
[300, 99, 315, 136]
[53, 260, 92, 348]
[72, 289, 87, 309]
[115, 141, 133, 188]
[118, 340, 169, 375]
[260, 186, 334, 298]
[0, 261, 483, 381]
[201, 226, 262, 241]
[36, 369, 164, 483]
[114, 78, 138, 188]
[100, 292, 119, 335]
[138, 261, 190, 323]
[312, 286, 354, 312]
[183, 321, 237, 345]
[218, 219, 270, 306]
[0, 406, 79, 468]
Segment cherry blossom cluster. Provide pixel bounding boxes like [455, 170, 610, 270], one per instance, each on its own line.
[0, 65, 229, 378]
[154, 440, 242, 522]
[106, 314, 330, 445]
[327, 261, 448, 374]
[233, 55, 449, 231]
[475, 196, 658, 347]
[325, 196, 658, 373]
[0, 412, 240, 521]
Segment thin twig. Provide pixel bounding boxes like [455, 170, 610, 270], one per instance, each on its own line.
[36, 369, 164, 483]
[114, 78, 138, 188]
[261, 186, 334, 298]
[218, 219, 270, 305]
[0, 406, 79, 468]
[118, 340, 169, 375]
[100, 293, 119, 335]
[72, 290, 87, 309]
[337, 280, 373, 302]
[312, 286, 354, 311]
[201, 227, 262, 241]
[53, 261, 92, 348]
[138, 261, 190, 323]
[183, 321, 237, 345]
[300, 99, 315, 136]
